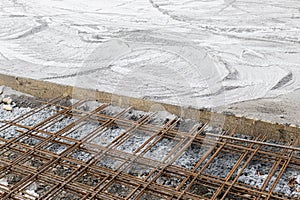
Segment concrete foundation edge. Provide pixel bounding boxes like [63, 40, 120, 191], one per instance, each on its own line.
[0, 73, 299, 143]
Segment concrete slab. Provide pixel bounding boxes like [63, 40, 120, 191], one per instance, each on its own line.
[0, 0, 300, 133]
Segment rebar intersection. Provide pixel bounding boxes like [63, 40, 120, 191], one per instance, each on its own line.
[0, 96, 299, 200]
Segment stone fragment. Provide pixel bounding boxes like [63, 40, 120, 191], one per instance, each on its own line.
[2, 97, 12, 105]
[3, 104, 13, 111]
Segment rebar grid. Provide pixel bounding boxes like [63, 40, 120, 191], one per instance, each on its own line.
[0, 96, 299, 200]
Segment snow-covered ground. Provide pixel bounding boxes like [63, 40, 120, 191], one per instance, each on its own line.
[0, 0, 300, 109]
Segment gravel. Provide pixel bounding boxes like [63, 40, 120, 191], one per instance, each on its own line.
[0, 94, 299, 198]
[106, 182, 133, 198]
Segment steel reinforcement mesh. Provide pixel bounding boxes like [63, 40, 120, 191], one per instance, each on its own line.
[0, 96, 299, 200]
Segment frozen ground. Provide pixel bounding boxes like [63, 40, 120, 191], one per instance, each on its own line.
[0, 0, 299, 112]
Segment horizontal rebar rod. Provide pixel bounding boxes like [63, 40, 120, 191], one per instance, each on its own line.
[206, 133, 300, 151]
[0, 96, 298, 200]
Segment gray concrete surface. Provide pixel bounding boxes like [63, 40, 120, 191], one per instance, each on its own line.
[0, 0, 300, 128]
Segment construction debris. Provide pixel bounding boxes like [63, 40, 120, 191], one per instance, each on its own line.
[2, 104, 12, 111]
[2, 97, 12, 105]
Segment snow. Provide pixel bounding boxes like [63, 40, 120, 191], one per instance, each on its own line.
[0, 0, 299, 108]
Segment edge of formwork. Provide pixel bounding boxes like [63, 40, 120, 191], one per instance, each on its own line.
[0, 72, 299, 143]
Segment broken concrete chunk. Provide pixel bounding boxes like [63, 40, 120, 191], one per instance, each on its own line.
[3, 104, 13, 111]
[2, 97, 12, 105]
